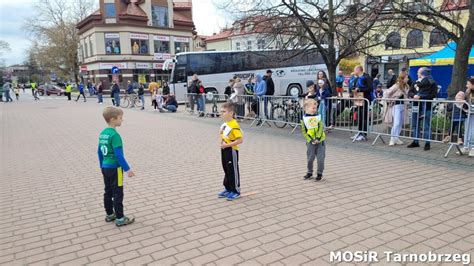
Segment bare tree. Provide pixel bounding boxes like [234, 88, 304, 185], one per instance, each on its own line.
[389, 0, 474, 97]
[0, 40, 11, 67]
[217, 0, 394, 91]
[23, 0, 96, 81]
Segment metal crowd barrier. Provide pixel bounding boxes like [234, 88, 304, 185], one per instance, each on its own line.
[324, 96, 372, 142]
[252, 96, 304, 132]
[244, 96, 371, 140]
[185, 93, 229, 117]
[184, 93, 474, 158]
[370, 98, 473, 157]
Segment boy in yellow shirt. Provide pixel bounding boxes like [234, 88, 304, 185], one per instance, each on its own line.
[218, 103, 244, 200]
[301, 99, 326, 181]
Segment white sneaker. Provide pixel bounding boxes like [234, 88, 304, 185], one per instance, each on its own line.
[389, 141, 395, 146]
[456, 147, 469, 155]
[355, 135, 365, 141]
[350, 134, 359, 140]
[396, 139, 404, 145]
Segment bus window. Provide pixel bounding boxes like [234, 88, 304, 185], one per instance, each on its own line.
[189, 53, 217, 75]
[174, 67, 187, 83]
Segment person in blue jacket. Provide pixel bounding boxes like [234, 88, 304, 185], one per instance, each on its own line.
[315, 79, 331, 127]
[253, 74, 266, 126]
[75, 82, 86, 102]
[348, 72, 357, 97]
[352, 65, 373, 141]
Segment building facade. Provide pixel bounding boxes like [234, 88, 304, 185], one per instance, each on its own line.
[76, 0, 195, 88]
[204, 30, 232, 51]
[200, 17, 282, 52]
[365, 0, 469, 83]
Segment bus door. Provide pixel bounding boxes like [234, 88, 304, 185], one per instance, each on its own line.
[172, 66, 188, 102]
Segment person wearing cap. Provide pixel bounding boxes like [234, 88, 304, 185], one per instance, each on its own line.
[374, 84, 384, 100]
[263, 70, 274, 119]
[301, 80, 317, 99]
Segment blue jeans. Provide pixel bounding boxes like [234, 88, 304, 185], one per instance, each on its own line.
[197, 94, 205, 112]
[165, 105, 177, 112]
[318, 101, 326, 127]
[139, 95, 144, 107]
[113, 93, 120, 107]
[264, 96, 270, 118]
[97, 93, 103, 103]
[411, 106, 432, 144]
[4, 90, 13, 102]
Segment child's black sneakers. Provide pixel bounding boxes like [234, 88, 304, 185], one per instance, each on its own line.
[315, 174, 325, 182]
[303, 173, 312, 180]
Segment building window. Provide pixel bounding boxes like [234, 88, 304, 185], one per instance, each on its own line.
[174, 37, 190, 54]
[105, 33, 121, 54]
[79, 44, 84, 62]
[385, 32, 401, 50]
[236, 42, 240, 50]
[89, 39, 93, 56]
[130, 33, 149, 55]
[84, 42, 88, 58]
[429, 28, 449, 47]
[257, 39, 265, 50]
[247, 40, 252, 50]
[153, 35, 170, 60]
[105, 3, 116, 18]
[151, 6, 168, 27]
[406, 29, 423, 48]
[276, 40, 282, 49]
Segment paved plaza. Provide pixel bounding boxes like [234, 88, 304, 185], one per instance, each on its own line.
[0, 95, 473, 265]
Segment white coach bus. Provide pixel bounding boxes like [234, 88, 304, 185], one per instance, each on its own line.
[164, 50, 327, 102]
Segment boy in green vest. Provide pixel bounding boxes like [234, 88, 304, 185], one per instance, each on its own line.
[98, 106, 135, 226]
[301, 99, 326, 181]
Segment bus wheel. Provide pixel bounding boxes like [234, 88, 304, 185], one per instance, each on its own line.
[287, 84, 302, 97]
[205, 89, 217, 103]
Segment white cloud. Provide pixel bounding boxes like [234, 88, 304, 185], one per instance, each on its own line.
[193, 0, 232, 36]
[0, 0, 231, 65]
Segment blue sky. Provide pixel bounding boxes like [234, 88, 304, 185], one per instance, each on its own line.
[0, 0, 229, 66]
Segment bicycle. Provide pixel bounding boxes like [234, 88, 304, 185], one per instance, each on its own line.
[271, 97, 304, 128]
[120, 93, 143, 109]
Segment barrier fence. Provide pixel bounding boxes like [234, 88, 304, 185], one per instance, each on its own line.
[370, 98, 473, 157]
[184, 93, 473, 158]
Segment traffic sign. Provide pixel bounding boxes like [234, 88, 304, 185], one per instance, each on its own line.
[112, 66, 120, 74]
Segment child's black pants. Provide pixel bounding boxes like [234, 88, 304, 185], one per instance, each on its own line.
[102, 167, 124, 219]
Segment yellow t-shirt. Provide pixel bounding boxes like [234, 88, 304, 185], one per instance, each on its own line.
[220, 119, 243, 150]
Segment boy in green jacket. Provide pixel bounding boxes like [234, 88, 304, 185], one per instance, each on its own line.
[301, 99, 326, 181]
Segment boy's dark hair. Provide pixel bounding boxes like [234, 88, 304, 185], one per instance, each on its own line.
[103, 106, 123, 123]
[221, 102, 236, 114]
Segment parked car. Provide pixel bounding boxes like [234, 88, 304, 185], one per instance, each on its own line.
[38, 84, 65, 96]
